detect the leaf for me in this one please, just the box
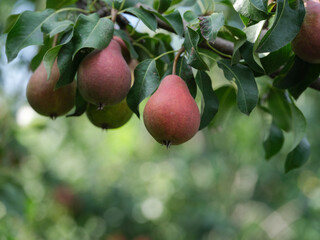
[30,35,53,71]
[257,0,305,53]
[72,14,114,58]
[250,0,268,12]
[285,138,310,173]
[217,59,258,115]
[67,88,87,117]
[199,12,225,42]
[42,19,73,38]
[224,25,247,65]
[263,122,284,159]
[164,57,197,99]
[233,0,268,22]
[46,0,78,9]
[274,57,320,98]
[127,59,160,118]
[43,29,74,80]
[4,14,20,33]
[183,10,198,23]
[6,9,55,62]
[126,7,157,31]
[240,42,265,73]
[195,71,219,129]
[267,88,292,131]
[183,27,209,71]
[164,10,184,37]
[158,0,172,13]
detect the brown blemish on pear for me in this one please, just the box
[26,61,76,118]
[143,75,201,146]
[291,0,320,63]
[77,39,131,108]
[86,98,133,129]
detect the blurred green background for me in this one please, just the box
[1,0,320,240]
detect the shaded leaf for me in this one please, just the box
[233,0,268,22]
[4,14,20,33]
[285,138,310,173]
[217,59,258,115]
[183,27,209,70]
[195,71,219,129]
[257,0,305,53]
[42,19,73,38]
[46,0,77,9]
[67,88,87,117]
[263,122,284,159]
[127,59,160,118]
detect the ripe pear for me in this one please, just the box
[291,0,320,63]
[86,98,132,129]
[26,61,76,119]
[77,39,131,109]
[143,75,200,147]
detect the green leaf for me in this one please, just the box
[72,14,114,58]
[30,35,53,71]
[263,122,284,159]
[43,29,74,80]
[250,0,268,12]
[257,0,305,53]
[3,14,20,33]
[42,19,73,38]
[217,59,258,115]
[199,12,225,42]
[260,44,293,74]
[195,71,219,130]
[164,57,197,99]
[6,9,55,62]
[46,0,77,9]
[267,88,292,131]
[240,42,265,73]
[126,7,157,31]
[183,27,209,71]
[114,30,139,59]
[285,138,310,173]
[67,88,87,117]
[158,0,172,13]
[183,10,198,23]
[127,59,160,118]
[233,0,268,22]
[164,11,184,37]
[274,57,320,98]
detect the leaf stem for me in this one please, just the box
[172,47,185,75]
[56,7,90,14]
[153,49,179,61]
[119,0,126,11]
[206,41,232,59]
[111,8,118,23]
[133,42,154,58]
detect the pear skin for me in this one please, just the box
[113,36,131,63]
[86,98,133,129]
[143,75,200,146]
[26,61,76,118]
[77,39,131,108]
[291,0,320,63]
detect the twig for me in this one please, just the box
[172,47,185,75]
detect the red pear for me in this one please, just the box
[291,0,320,63]
[26,61,76,119]
[143,75,200,146]
[113,36,131,63]
[77,39,131,108]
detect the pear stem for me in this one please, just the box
[172,47,185,75]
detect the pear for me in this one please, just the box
[86,98,132,129]
[291,0,320,63]
[77,39,131,109]
[26,61,76,119]
[143,75,200,147]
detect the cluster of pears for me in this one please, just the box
[26,36,133,130]
[291,0,320,63]
[27,34,201,146]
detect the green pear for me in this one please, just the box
[291,0,320,63]
[143,75,200,147]
[86,98,133,129]
[77,39,131,109]
[26,61,76,119]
